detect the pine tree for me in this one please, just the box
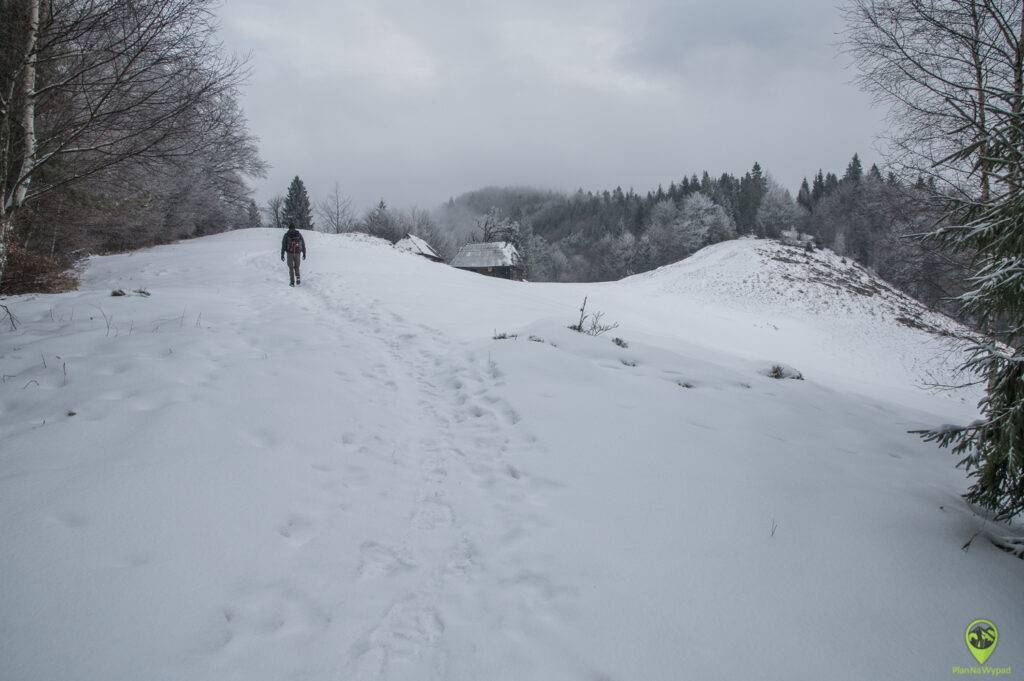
[700,171,713,195]
[282,176,314,230]
[797,178,813,212]
[246,199,262,228]
[811,170,826,204]
[843,154,863,184]
[868,163,883,182]
[735,163,768,235]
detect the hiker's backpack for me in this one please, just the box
[286,233,303,254]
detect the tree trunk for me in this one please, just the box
[970,2,990,202]
[13,0,39,209]
[0,214,13,290]
[1,0,39,287]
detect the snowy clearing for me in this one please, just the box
[0,229,1019,680]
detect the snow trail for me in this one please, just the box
[217,251,569,679]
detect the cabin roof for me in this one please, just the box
[394,233,441,259]
[450,242,520,269]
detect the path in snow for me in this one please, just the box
[207,251,568,679]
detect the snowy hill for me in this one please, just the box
[1,229,1019,681]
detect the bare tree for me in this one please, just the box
[0,0,261,283]
[842,0,1022,198]
[315,182,354,233]
[265,195,284,230]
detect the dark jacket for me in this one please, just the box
[281,228,306,258]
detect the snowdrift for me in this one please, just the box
[0,229,1018,681]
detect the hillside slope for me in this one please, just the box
[0,230,1018,681]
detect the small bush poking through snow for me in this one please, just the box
[528,335,545,343]
[568,296,619,336]
[621,359,637,367]
[134,288,151,297]
[493,331,518,340]
[612,337,628,348]
[111,289,127,297]
[763,364,803,380]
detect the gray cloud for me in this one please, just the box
[219,0,883,213]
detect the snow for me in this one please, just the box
[0,229,1018,681]
[394,234,441,260]
[449,241,520,269]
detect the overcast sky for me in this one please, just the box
[219,0,884,213]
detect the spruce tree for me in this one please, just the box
[246,199,262,228]
[797,178,813,212]
[843,153,864,184]
[811,170,826,204]
[282,176,314,230]
[735,163,767,235]
[919,124,1024,520]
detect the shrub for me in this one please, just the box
[0,245,78,295]
[764,364,803,380]
[569,296,619,336]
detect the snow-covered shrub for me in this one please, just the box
[763,364,803,380]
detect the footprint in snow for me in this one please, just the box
[357,541,416,579]
[277,514,316,546]
[411,495,454,530]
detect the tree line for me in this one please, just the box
[428,156,973,325]
[0,0,264,294]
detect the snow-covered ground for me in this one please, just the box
[0,229,1019,680]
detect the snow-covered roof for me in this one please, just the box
[450,242,520,269]
[394,233,442,260]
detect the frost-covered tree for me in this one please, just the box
[756,181,806,238]
[679,192,735,249]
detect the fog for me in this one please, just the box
[220,0,884,211]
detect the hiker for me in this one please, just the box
[280,223,306,286]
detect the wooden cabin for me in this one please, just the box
[450,242,524,280]
[394,233,444,262]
